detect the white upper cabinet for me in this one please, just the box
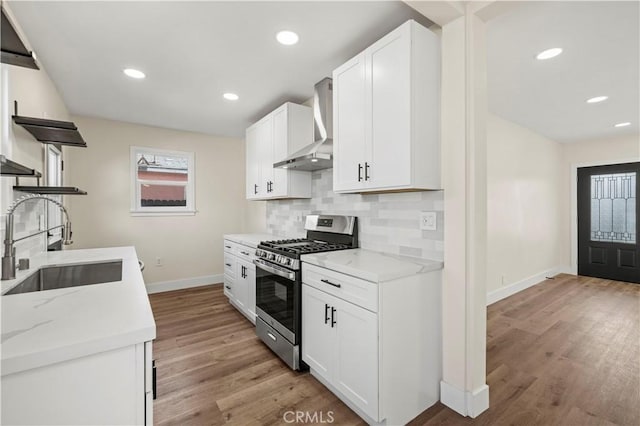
[246,102,312,200]
[333,54,368,192]
[332,20,441,193]
[245,125,261,199]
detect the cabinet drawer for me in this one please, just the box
[223,275,234,298]
[234,244,256,262]
[223,240,235,253]
[224,254,235,277]
[302,263,378,312]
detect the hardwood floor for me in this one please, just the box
[410,274,640,426]
[150,285,364,426]
[150,274,640,426]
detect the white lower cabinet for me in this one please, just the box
[236,258,256,321]
[302,261,441,425]
[1,341,153,425]
[302,284,378,419]
[223,239,257,323]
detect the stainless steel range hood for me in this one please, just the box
[274,78,333,171]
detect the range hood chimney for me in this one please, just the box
[274,77,333,171]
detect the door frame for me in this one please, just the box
[570,156,640,274]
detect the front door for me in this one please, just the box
[578,162,639,283]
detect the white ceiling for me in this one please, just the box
[487,1,639,143]
[8,1,433,138]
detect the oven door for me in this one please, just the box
[254,258,299,344]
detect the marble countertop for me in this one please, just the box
[1,246,156,376]
[224,233,277,248]
[301,249,443,283]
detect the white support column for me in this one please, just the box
[439,6,489,419]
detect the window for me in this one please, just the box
[130,146,195,216]
[590,172,636,244]
[45,145,63,245]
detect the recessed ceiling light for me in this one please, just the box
[276,30,299,46]
[123,68,145,79]
[536,48,562,60]
[223,93,239,101]
[586,96,608,104]
[614,122,631,128]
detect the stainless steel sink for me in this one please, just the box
[5,260,123,295]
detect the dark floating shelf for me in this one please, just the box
[1,155,42,177]
[14,186,87,195]
[13,115,87,147]
[1,8,39,70]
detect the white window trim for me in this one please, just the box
[45,144,63,245]
[130,146,196,216]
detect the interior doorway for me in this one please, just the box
[578,162,639,283]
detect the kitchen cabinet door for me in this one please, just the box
[233,261,248,312]
[270,106,289,198]
[256,118,273,198]
[245,125,261,199]
[243,261,256,323]
[302,284,336,383]
[333,53,367,192]
[334,297,379,420]
[367,24,411,190]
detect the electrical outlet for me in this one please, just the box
[156,257,163,267]
[420,211,437,231]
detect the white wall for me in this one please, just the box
[65,116,257,288]
[0,4,71,263]
[486,113,566,299]
[486,115,639,302]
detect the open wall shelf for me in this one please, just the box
[14,186,87,195]
[13,115,87,147]
[1,8,38,70]
[1,155,42,177]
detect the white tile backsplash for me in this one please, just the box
[266,169,444,261]
[0,187,47,263]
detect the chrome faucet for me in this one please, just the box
[2,194,73,280]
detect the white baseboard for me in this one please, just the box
[556,265,573,275]
[486,265,571,305]
[440,381,489,418]
[145,274,223,294]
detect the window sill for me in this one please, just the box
[130,210,196,217]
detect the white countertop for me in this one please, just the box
[1,246,156,376]
[224,233,277,248]
[301,249,443,283]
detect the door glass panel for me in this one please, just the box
[590,172,636,244]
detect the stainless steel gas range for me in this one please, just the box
[253,215,358,370]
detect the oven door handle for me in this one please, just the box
[253,259,296,281]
